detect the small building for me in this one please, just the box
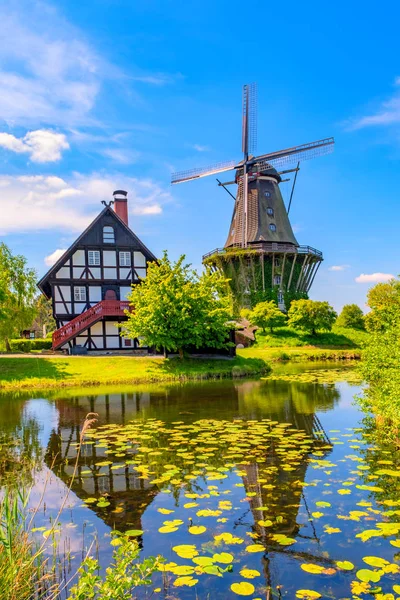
[38,191,157,353]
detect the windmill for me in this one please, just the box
[171,83,334,310]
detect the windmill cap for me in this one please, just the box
[113,190,128,200]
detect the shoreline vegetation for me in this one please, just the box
[0,325,365,392]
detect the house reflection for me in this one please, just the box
[44,378,337,547]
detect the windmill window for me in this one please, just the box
[88,250,100,266]
[267,207,274,216]
[264,191,271,198]
[103,226,115,244]
[74,287,86,302]
[269,224,277,232]
[119,252,131,267]
[277,292,284,304]
[231,228,235,236]
[274,275,281,285]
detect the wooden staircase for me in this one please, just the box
[52,300,131,350]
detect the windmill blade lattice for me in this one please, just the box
[171,159,238,185]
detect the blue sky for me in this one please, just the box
[1,0,400,311]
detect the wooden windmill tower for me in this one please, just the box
[172,83,334,310]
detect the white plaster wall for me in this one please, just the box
[72,250,85,265]
[103,251,116,266]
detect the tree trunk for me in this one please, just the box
[312,328,317,336]
[178,348,184,360]
[163,346,168,358]
[43,324,47,338]
[270,326,273,333]
[5,338,11,352]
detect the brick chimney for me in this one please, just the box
[113,190,128,226]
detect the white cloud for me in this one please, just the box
[192,144,210,152]
[0,129,69,162]
[348,77,400,129]
[329,265,350,271]
[102,148,140,165]
[0,8,100,128]
[355,272,394,283]
[0,173,172,235]
[45,248,67,266]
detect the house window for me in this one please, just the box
[269,224,276,232]
[74,287,86,301]
[103,226,115,244]
[119,251,131,267]
[88,250,100,266]
[277,292,284,304]
[274,275,281,285]
[123,338,132,347]
[267,207,274,216]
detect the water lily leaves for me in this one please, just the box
[83,497,97,504]
[394,585,400,594]
[240,568,260,579]
[295,591,322,599]
[271,534,296,546]
[230,582,255,596]
[125,529,144,537]
[213,552,234,564]
[356,569,381,583]
[192,556,214,567]
[336,560,354,571]
[300,564,325,574]
[96,500,110,508]
[173,576,198,587]
[183,502,198,509]
[158,525,179,533]
[170,565,195,575]
[315,501,331,508]
[390,539,400,548]
[362,556,389,568]
[324,526,341,534]
[157,508,174,514]
[188,525,206,535]
[245,544,265,553]
[214,532,244,545]
[172,544,198,559]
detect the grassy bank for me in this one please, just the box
[0,354,269,391]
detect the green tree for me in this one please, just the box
[360,277,400,438]
[288,299,337,336]
[34,295,56,337]
[124,252,232,358]
[249,301,286,333]
[0,243,37,351]
[364,279,400,333]
[336,303,365,329]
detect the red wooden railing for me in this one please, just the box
[52,300,131,350]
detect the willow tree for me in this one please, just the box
[124,252,232,358]
[0,243,37,351]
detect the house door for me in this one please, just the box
[104,289,117,300]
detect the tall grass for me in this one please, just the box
[0,488,54,600]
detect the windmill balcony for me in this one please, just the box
[202,243,323,262]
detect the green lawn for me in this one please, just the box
[0,326,366,392]
[0,354,269,391]
[252,325,368,349]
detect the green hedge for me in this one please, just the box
[8,338,52,352]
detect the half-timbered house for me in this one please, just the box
[38,190,157,352]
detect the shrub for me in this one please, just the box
[336,304,365,329]
[288,299,337,336]
[8,339,52,353]
[249,301,286,333]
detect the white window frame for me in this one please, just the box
[103,226,115,244]
[269,223,276,232]
[88,250,100,266]
[74,287,86,301]
[277,292,284,304]
[119,251,131,267]
[267,207,274,216]
[274,275,281,285]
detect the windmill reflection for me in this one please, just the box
[44,378,337,575]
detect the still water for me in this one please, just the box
[1,363,400,599]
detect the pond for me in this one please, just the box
[1,362,400,599]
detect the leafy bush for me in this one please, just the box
[8,339,52,353]
[336,304,365,329]
[288,300,337,335]
[249,301,286,333]
[360,278,400,440]
[68,534,161,600]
